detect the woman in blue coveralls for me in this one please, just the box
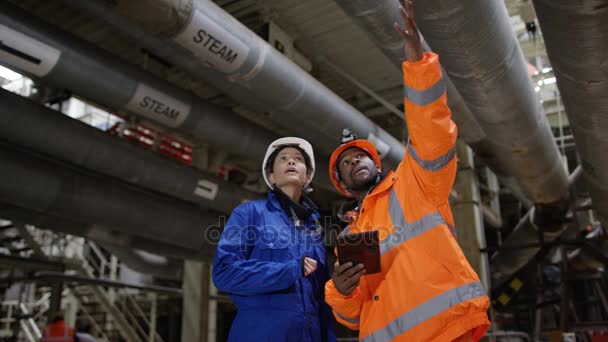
[212,137,335,342]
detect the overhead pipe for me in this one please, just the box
[0,143,221,254]
[332,0,535,215]
[531,0,608,224]
[0,203,209,261]
[0,2,331,190]
[64,0,408,169]
[334,0,486,145]
[334,0,508,228]
[410,0,569,204]
[0,87,257,215]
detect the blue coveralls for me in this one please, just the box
[212,191,335,341]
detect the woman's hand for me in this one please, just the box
[303,257,318,277]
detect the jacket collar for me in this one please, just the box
[266,190,319,223]
[367,170,396,198]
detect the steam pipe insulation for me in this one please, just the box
[63,0,408,169]
[334,0,486,145]
[0,143,222,253]
[411,0,568,204]
[0,2,332,190]
[0,87,257,215]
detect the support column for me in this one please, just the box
[47,281,63,320]
[181,261,210,342]
[207,267,218,342]
[148,292,157,342]
[451,141,491,291]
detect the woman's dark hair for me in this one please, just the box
[264,145,313,177]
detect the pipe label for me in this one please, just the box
[367,132,390,159]
[0,25,60,77]
[174,10,249,73]
[126,83,191,128]
[194,179,219,200]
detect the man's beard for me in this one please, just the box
[348,169,379,192]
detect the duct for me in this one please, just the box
[0,87,258,215]
[0,202,209,262]
[490,166,583,289]
[408,0,568,204]
[334,0,486,145]
[0,3,331,191]
[64,0,408,169]
[0,142,222,255]
[531,0,608,224]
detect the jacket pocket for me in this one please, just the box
[258,242,292,263]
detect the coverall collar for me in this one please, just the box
[266,189,318,220]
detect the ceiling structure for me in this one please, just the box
[1,0,569,157]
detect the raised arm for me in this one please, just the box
[394,0,458,204]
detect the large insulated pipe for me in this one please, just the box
[0,143,221,253]
[0,88,257,215]
[0,3,332,190]
[411,0,568,204]
[531,0,608,224]
[64,0,408,168]
[334,0,486,145]
[0,203,209,261]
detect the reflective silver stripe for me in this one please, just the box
[447,223,457,238]
[382,189,446,255]
[404,77,446,106]
[341,226,351,236]
[408,143,456,172]
[333,309,360,324]
[362,281,486,342]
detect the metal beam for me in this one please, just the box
[1,271,182,296]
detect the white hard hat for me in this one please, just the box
[262,137,315,189]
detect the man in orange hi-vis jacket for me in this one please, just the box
[324,1,491,341]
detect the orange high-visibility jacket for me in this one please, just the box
[40,320,76,342]
[325,53,490,342]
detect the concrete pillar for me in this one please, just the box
[451,141,491,291]
[181,260,210,342]
[207,267,218,342]
[64,291,79,328]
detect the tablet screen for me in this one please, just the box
[337,230,381,274]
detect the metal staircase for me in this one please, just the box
[0,221,166,342]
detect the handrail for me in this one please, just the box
[19,303,41,339]
[120,298,148,341]
[69,288,111,342]
[124,294,164,342]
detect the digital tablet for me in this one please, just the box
[337,230,381,274]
